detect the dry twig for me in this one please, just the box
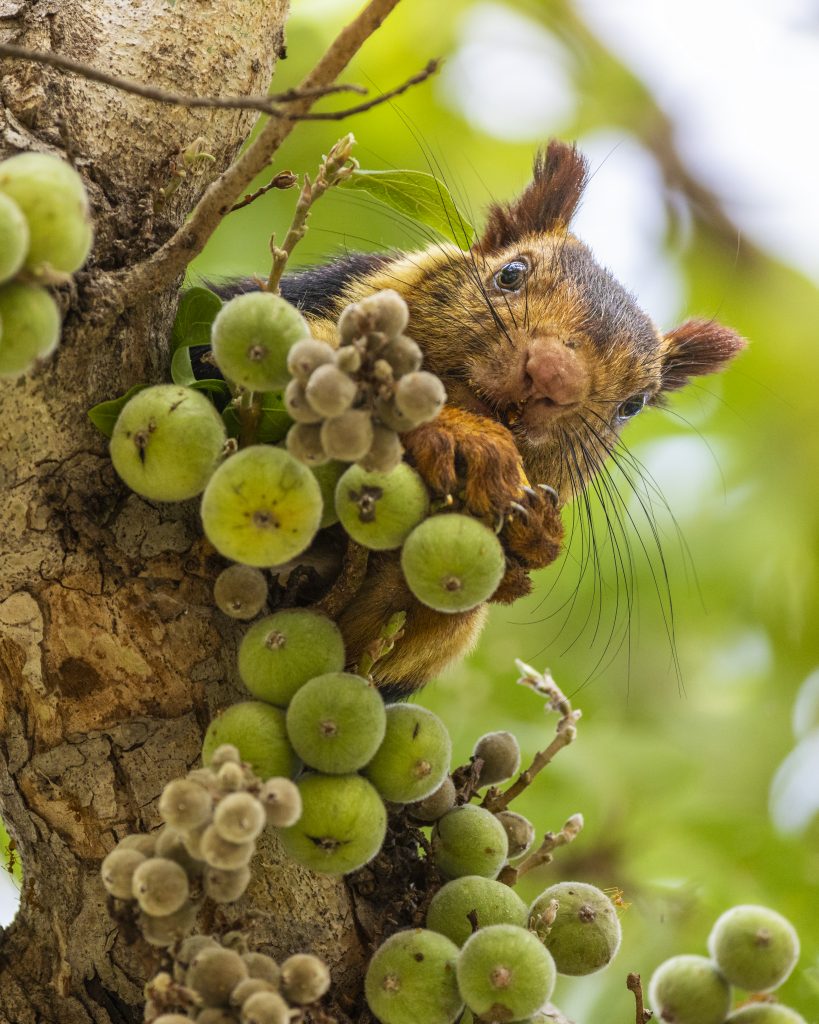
[229,170,298,213]
[627,973,653,1023]
[497,813,584,886]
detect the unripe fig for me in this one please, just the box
[140,899,197,947]
[287,337,335,381]
[188,946,249,1007]
[393,371,446,424]
[155,827,205,876]
[257,777,302,827]
[278,774,386,875]
[196,1011,236,1024]
[0,192,29,283]
[204,864,252,904]
[335,345,361,374]
[495,811,535,859]
[408,776,456,822]
[216,759,246,793]
[280,953,331,1004]
[364,704,452,804]
[708,905,800,992]
[152,1016,195,1024]
[178,934,221,969]
[311,460,345,527]
[286,422,328,466]
[284,377,323,424]
[211,292,309,391]
[726,1005,807,1023]
[320,408,374,462]
[648,955,731,1024]
[457,924,556,1023]
[0,281,60,378]
[373,395,421,433]
[131,856,190,916]
[473,731,521,787]
[159,778,213,832]
[0,152,92,272]
[305,363,357,417]
[214,565,268,620]
[401,515,505,613]
[426,876,528,946]
[202,702,299,781]
[364,928,462,1024]
[382,335,423,376]
[213,792,266,844]
[359,424,404,474]
[357,290,410,337]
[432,805,508,880]
[110,385,226,501]
[238,609,345,707]
[240,990,290,1024]
[118,832,157,856]
[230,978,277,1007]
[529,881,622,976]
[242,953,281,987]
[100,846,145,899]
[210,744,242,768]
[335,462,428,550]
[201,445,322,567]
[285,672,386,774]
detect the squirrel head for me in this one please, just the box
[360,140,746,502]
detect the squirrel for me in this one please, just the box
[202,140,746,694]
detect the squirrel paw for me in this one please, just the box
[404,409,527,519]
[501,483,564,569]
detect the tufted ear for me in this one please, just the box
[475,139,589,254]
[660,318,747,392]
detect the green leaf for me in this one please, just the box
[340,169,476,248]
[87,384,149,438]
[171,286,222,352]
[189,378,231,399]
[222,393,292,445]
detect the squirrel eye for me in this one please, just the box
[494,260,528,291]
[616,393,648,422]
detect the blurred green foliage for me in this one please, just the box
[193,2,819,1018]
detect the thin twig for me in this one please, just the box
[267,134,358,292]
[481,661,581,814]
[286,59,440,120]
[627,973,653,1023]
[103,0,406,312]
[0,41,366,115]
[230,170,298,213]
[497,814,583,886]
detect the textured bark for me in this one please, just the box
[0,4,361,1023]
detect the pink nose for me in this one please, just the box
[525,336,587,405]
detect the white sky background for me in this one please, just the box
[4,0,818,927]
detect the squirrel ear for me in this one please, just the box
[660,319,747,392]
[475,140,589,254]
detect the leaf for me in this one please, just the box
[170,286,222,352]
[189,378,231,399]
[170,344,196,386]
[340,169,476,248]
[222,393,292,445]
[87,384,149,438]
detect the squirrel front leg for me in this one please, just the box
[403,406,565,599]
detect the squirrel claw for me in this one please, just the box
[538,483,560,506]
[509,501,529,521]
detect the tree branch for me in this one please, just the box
[0,41,368,115]
[94,0,411,314]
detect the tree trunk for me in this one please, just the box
[0,5,362,1022]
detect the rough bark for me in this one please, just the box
[0,4,362,1023]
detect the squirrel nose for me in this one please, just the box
[524,336,588,405]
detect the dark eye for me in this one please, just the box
[616,393,648,422]
[494,260,528,291]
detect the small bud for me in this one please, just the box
[284,378,324,424]
[286,422,329,466]
[280,953,331,1005]
[473,731,521,787]
[101,847,145,899]
[204,864,252,904]
[495,810,535,858]
[359,425,404,474]
[320,409,374,462]
[257,777,302,827]
[214,565,268,620]
[131,857,190,917]
[287,338,335,381]
[213,792,266,844]
[393,371,446,424]
[305,364,357,418]
[335,346,362,373]
[382,335,423,376]
[408,776,456,822]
